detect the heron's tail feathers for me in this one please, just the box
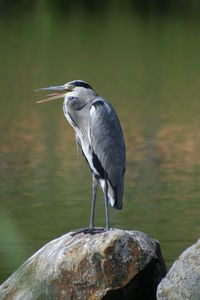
[108,180,123,210]
[113,198,123,210]
[100,178,124,210]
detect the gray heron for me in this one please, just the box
[36,80,126,230]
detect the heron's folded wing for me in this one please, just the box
[89,98,126,201]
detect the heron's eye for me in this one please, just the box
[64,83,75,90]
[69,84,75,90]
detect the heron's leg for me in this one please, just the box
[89,174,98,230]
[103,181,110,230]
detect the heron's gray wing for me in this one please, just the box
[90,98,126,208]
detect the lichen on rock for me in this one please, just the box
[0,228,166,300]
[157,239,200,300]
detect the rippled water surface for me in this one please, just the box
[1,2,200,283]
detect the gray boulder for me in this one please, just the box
[0,228,166,300]
[157,239,200,300]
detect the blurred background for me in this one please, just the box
[1,0,200,283]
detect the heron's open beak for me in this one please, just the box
[35,85,72,104]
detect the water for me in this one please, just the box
[1,1,200,283]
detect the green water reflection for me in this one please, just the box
[1,2,200,283]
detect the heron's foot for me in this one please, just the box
[71,227,106,236]
[88,227,106,234]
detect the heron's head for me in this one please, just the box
[36,80,96,104]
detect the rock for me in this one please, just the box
[157,239,200,300]
[0,228,166,300]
